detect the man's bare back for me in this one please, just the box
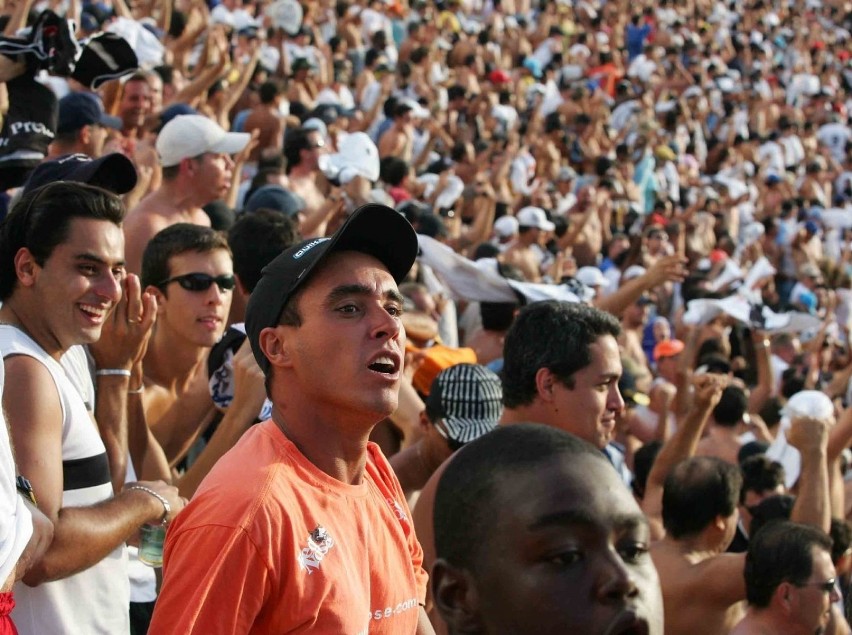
[651,540,746,635]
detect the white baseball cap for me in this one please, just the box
[493,215,519,238]
[516,206,555,231]
[576,266,610,288]
[156,115,250,167]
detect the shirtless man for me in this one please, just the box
[378,101,416,162]
[117,73,154,142]
[501,206,554,282]
[732,522,842,635]
[619,294,653,385]
[568,185,604,267]
[695,385,749,465]
[283,127,328,221]
[139,224,266,497]
[242,81,285,163]
[641,374,833,635]
[123,115,250,274]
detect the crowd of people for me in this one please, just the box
[0,0,851,632]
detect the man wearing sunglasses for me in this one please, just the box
[732,521,842,635]
[139,223,267,497]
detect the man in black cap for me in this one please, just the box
[49,92,123,159]
[150,204,435,634]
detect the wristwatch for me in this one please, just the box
[16,475,37,506]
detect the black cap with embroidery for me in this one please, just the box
[245,204,418,373]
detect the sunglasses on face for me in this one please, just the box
[157,272,236,293]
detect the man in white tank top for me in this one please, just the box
[0,181,185,634]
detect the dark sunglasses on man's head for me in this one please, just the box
[157,272,236,293]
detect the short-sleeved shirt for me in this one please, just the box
[150,420,428,634]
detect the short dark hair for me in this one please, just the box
[259,81,281,104]
[380,156,409,186]
[501,301,621,408]
[740,455,785,504]
[434,423,606,571]
[141,223,231,290]
[283,128,314,174]
[632,440,663,500]
[830,518,852,564]
[480,301,518,331]
[662,456,742,539]
[713,385,748,427]
[228,210,300,293]
[0,182,125,301]
[745,521,832,607]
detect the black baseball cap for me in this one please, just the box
[23,152,138,195]
[245,204,419,373]
[57,91,122,134]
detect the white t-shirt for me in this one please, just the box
[0,359,33,586]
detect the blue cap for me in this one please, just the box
[804,220,820,234]
[244,185,305,217]
[522,57,543,78]
[57,92,122,134]
[158,103,198,130]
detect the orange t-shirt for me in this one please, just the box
[149,420,428,634]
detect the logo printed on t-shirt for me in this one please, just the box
[386,497,408,523]
[297,525,335,575]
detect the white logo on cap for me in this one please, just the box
[293,238,329,259]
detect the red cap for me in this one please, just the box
[488,69,511,84]
[710,249,728,264]
[648,213,667,227]
[654,339,685,361]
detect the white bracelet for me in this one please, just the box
[127,485,170,525]
[95,368,132,377]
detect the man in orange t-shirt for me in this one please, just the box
[149,204,433,634]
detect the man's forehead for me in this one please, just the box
[503,456,644,526]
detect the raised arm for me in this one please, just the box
[788,415,832,533]
[642,374,727,536]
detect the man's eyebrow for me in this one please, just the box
[528,509,648,532]
[597,372,621,382]
[324,284,404,306]
[75,253,126,268]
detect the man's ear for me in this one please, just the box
[13,247,38,288]
[235,274,250,300]
[259,326,294,370]
[432,559,484,634]
[145,284,167,315]
[535,367,557,403]
[418,410,432,434]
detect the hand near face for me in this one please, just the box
[90,273,157,371]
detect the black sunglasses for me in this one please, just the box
[157,273,236,293]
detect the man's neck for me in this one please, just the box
[288,165,315,181]
[268,389,382,485]
[143,179,203,216]
[144,328,209,390]
[663,532,726,561]
[0,300,66,360]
